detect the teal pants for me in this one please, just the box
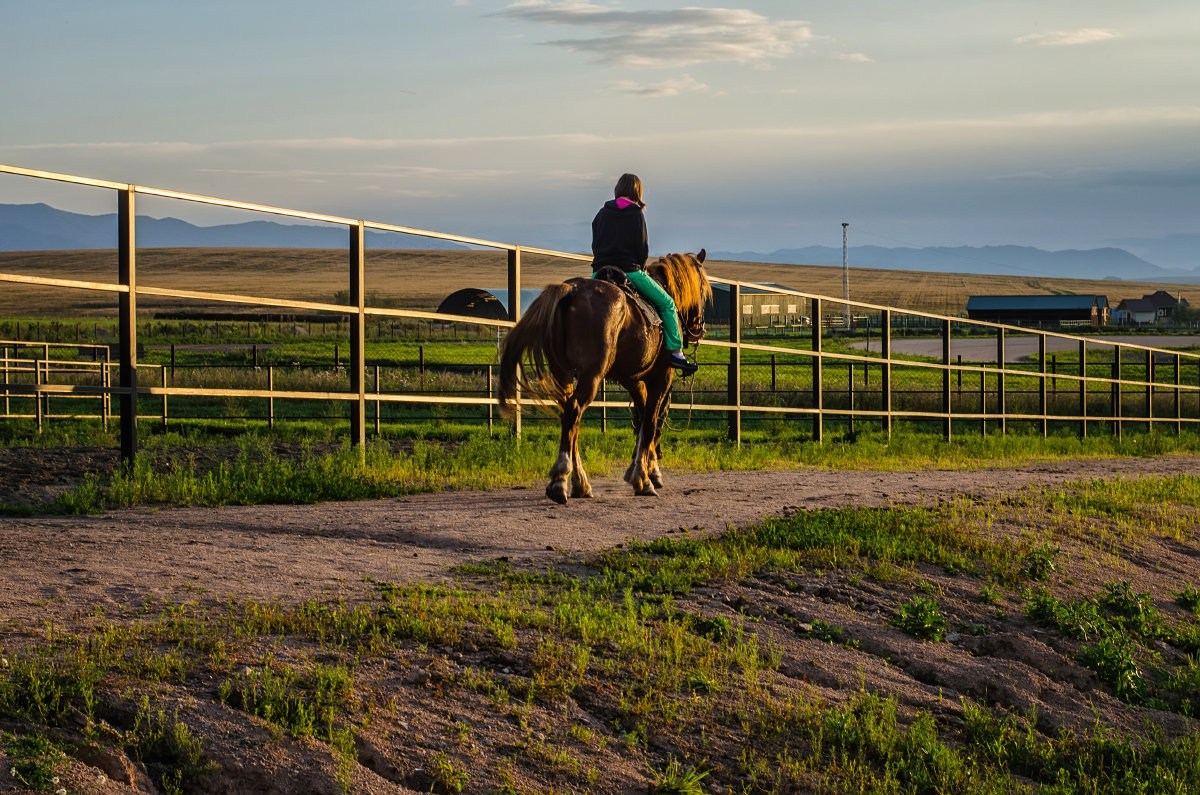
[592,269,684,351]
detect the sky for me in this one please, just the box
[1,1,1198,258]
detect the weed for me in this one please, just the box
[891,597,947,642]
[978,583,1002,605]
[1175,583,1200,616]
[5,732,62,790]
[1078,635,1144,700]
[649,755,709,795]
[429,751,469,793]
[1020,543,1059,581]
[125,697,209,793]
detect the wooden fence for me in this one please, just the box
[2,163,1198,466]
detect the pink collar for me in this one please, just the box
[615,197,639,209]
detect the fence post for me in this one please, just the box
[268,366,275,429]
[811,297,823,443]
[727,283,742,443]
[488,365,495,434]
[118,188,138,469]
[375,365,381,436]
[507,246,522,438]
[1039,334,1047,438]
[1171,355,1180,437]
[3,346,8,418]
[35,358,43,434]
[600,378,607,433]
[979,360,986,437]
[349,221,366,456]
[161,365,167,430]
[1078,340,1087,438]
[1145,349,1153,432]
[1113,347,1122,439]
[102,351,110,431]
[996,327,1006,435]
[848,362,855,436]
[1175,353,1182,435]
[942,319,952,441]
[881,309,892,438]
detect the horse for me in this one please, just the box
[498,250,711,504]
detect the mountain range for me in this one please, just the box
[710,243,1200,283]
[0,202,465,251]
[1,202,1196,282]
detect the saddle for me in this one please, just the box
[592,266,662,328]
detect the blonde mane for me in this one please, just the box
[647,252,712,312]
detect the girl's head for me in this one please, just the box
[613,173,644,207]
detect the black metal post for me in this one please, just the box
[118,189,138,469]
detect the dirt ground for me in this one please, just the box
[1,452,1197,618]
[2,453,1200,793]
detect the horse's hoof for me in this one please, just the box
[622,464,635,484]
[546,482,568,504]
[635,485,658,497]
[649,468,664,489]
[571,486,594,499]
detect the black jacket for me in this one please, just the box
[590,200,648,273]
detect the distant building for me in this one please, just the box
[1112,298,1157,326]
[1144,290,1189,321]
[708,282,808,327]
[964,294,1109,327]
[1113,290,1190,326]
[436,288,544,320]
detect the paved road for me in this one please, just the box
[851,334,1200,362]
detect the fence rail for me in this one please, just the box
[3,162,1199,465]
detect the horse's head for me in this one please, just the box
[652,248,711,345]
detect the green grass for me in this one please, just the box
[5,420,1200,515]
[3,477,1200,790]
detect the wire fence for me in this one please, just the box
[3,162,1199,465]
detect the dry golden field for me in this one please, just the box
[1,247,1195,318]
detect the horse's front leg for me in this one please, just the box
[620,379,649,487]
[629,374,670,497]
[647,380,673,489]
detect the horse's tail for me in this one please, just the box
[498,281,575,417]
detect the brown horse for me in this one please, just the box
[498,250,711,503]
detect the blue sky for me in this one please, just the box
[1,1,1197,257]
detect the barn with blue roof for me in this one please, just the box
[965,294,1109,328]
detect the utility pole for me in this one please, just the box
[842,222,850,330]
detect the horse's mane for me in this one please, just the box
[647,252,712,311]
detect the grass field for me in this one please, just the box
[3,247,1198,318]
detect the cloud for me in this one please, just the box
[612,74,711,97]
[1014,28,1121,46]
[832,52,872,63]
[494,1,814,68]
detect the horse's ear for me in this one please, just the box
[696,248,706,264]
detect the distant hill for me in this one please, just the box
[712,244,1200,283]
[1104,233,1200,271]
[0,203,467,251]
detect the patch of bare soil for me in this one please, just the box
[2,453,1199,793]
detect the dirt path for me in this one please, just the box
[3,454,1198,624]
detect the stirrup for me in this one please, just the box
[669,352,698,374]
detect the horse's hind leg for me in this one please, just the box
[547,378,599,503]
[568,374,605,498]
[546,392,576,504]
